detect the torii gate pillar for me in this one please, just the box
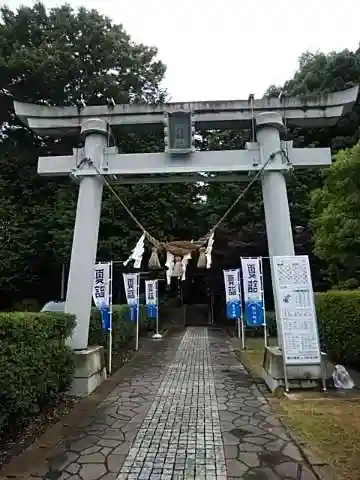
[257,112,295,257]
[65,118,107,350]
[256,112,295,348]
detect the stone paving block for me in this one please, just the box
[117,329,228,480]
[14,327,320,480]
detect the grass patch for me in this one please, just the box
[235,336,360,479]
[273,398,360,480]
[235,337,277,380]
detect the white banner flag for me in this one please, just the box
[223,269,241,319]
[123,272,140,322]
[123,272,140,306]
[145,280,158,306]
[92,263,111,309]
[241,258,264,327]
[241,258,262,302]
[145,279,158,319]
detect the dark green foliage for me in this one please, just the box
[315,290,360,367]
[0,2,360,305]
[310,142,360,286]
[89,304,149,361]
[264,48,360,288]
[265,312,277,337]
[266,292,360,368]
[0,2,179,309]
[0,311,75,431]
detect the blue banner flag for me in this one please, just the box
[128,304,137,322]
[100,306,111,331]
[244,300,264,327]
[146,304,157,318]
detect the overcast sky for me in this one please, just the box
[3,0,360,102]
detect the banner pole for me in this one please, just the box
[135,272,140,351]
[211,295,214,325]
[241,316,245,349]
[237,317,241,339]
[260,257,268,347]
[156,303,159,336]
[108,261,113,374]
[152,280,162,339]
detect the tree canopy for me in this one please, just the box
[0,2,202,308]
[264,47,360,288]
[0,2,360,307]
[310,141,360,287]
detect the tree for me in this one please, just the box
[203,46,360,292]
[0,3,205,308]
[285,49,360,96]
[1,6,360,307]
[310,141,360,287]
[0,3,166,109]
[283,48,360,288]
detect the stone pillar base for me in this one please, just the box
[69,345,107,397]
[262,346,330,391]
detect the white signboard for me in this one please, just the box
[271,255,321,365]
[92,263,111,309]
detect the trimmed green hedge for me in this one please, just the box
[316,290,360,366]
[265,311,277,336]
[0,312,75,431]
[0,305,152,432]
[265,291,360,368]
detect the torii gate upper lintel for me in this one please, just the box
[13,87,359,351]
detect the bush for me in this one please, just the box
[265,311,277,336]
[89,304,149,361]
[240,311,277,338]
[0,312,75,432]
[315,290,360,366]
[264,291,360,367]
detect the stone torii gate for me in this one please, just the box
[14,87,358,394]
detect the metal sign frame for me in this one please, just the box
[271,255,326,392]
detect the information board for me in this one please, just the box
[271,255,321,365]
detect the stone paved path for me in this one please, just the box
[26,327,317,480]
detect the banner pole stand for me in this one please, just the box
[321,357,327,392]
[152,304,163,339]
[108,261,113,374]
